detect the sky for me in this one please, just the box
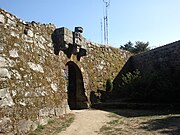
[0,0,180,48]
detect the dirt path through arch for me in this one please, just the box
[58,109,110,135]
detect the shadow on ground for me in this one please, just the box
[94,108,180,135]
[140,115,180,135]
[103,109,180,118]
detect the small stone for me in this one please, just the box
[0,68,11,79]
[39,118,49,126]
[0,88,15,107]
[18,119,33,134]
[0,14,5,24]
[47,43,53,47]
[26,29,34,37]
[38,43,46,50]
[7,18,16,26]
[10,31,19,38]
[39,108,49,117]
[19,101,26,106]
[51,83,58,92]
[21,35,33,43]
[0,44,4,53]
[0,117,13,133]
[27,62,44,73]
[0,56,8,67]
[11,70,21,79]
[55,108,64,116]
[9,49,19,58]
[14,43,20,46]
[19,19,26,24]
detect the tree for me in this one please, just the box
[133,41,150,54]
[120,41,150,54]
[120,41,134,52]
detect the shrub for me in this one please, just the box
[106,78,113,92]
[119,68,180,103]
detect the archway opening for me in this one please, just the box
[66,61,88,110]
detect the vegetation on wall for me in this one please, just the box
[117,69,180,103]
[120,41,150,54]
[106,78,113,92]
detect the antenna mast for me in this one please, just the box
[103,0,110,45]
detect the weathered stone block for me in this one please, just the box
[0,117,13,133]
[0,68,11,79]
[0,88,15,107]
[0,56,8,67]
[9,49,19,58]
[26,29,34,37]
[10,31,19,38]
[54,107,64,116]
[18,119,33,134]
[27,62,44,73]
[7,18,16,26]
[0,14,5,24]
[50,83,58,92]
[39,108,50,117]
[39,118,49,126]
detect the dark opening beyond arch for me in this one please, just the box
[66,61,88,110]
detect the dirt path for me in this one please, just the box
[58,109,110,135]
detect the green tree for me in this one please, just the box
[120,41,134,52]
[133,41,150,54]
[120,41,150,54]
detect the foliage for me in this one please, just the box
[120,69,142,98]
[119,69,180,103]
[120,41,134,52]
[106,78,113,92]
[120,41,150,54]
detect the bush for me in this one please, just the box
[119,69,180,103]
[106,78,113,92]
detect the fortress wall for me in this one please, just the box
[0,9,130,134]
[113,40,180,93]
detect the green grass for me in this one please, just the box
[28,124,44,135]
[55,117,74,133]
[48,119,55,124]
[107,119,119,125]
[28,114,75,135]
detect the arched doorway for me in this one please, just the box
[66,61,88,110]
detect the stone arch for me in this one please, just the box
[66,61,88,109]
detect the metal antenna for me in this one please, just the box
[103,0,110,45]
[101,19,103,44]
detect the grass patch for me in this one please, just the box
[107,119,119,125]
[28,113,75,135]
[100,125,112,132]
[48,119,55,124]
[28,124,44,135]
[55,117,74,133]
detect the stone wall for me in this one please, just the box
[134,40,180,73]
[0,8,130,134]
[113,40,180,92]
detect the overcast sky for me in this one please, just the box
[1,0,180,48]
